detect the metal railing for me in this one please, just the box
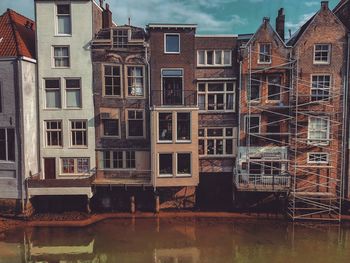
[151,90,197,107]
[235,172,291,191]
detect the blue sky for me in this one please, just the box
[0,0,339,34]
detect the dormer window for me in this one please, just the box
[113,29,129,48]
[165,34,180,54]
[258,43,271,63]
[314,44,330,64]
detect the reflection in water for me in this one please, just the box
[0,219,350,263]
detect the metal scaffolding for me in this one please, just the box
[238,45,344,221]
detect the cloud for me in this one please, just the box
[111,0,246,33]
[285,12,314,33]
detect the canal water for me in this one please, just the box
[0,218,349,263]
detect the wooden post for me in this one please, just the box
[155,195,160,213]
[130,196,135,214]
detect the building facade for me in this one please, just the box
[0,9,39,213]
[29,0,103,202]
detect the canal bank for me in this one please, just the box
[2,211,350,235]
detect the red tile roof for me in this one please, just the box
[0,9,35,59]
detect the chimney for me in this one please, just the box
[263,17,270,28]
[276,8,285,41]
[102,3,112,28]
[321,1,329,10]
[99,0,104,8]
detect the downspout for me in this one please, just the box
[342,33,350,205]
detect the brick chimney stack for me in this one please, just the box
[321,1,329,10]
[102,3,112,28]
[276,8,285,41]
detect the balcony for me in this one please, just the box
[94,170,152,186]
[151,90,197,107]
[234,172,291,192]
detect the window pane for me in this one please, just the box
[177,112,190,140]
[226,139,233,155]
[159,113,172,141]
[77,158,89,173]
[103,119,119,136]
[207,51,213,65]
[45,79,59,89]
[46,90,61,108]
[163,77,183,105]
[58,16,71,34]
[103,152,111,168]
[165,35,180,53]
[159,154,173,175]
[224,51,231,64]
[198,51,205,65]
[177,153,191,175]
[0,129,6,160]
[198,94,205,110]
[66,89,81,107]
[7,129,15,161]
[57,4,70,14]
[113,151,123,168]
[268,76,281,101]
[215,51,222,64]
[162,69,183,77]
[128,119,144,137]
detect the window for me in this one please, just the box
[104,65,121,96]
[162,69,183,105]
[267,75,281,101]
[127,66,144,97]
[198,127,234,156]
[159,112,172,141]
[70,120,87,146]
[198,82,235,111]
[177,153,191,176]
[177,112,190,141]
[159,154,173,176]
[308,117,330,145]
[248,78,261,102]
[197,50,232,66]
[113,29,129,48]
[259,43,271,63]
[263,162,281,176]
[61,158,90,175]
[66,79,81,108]
[101,113,119,137]
[53,46,70,67]
[56,4,71,35]
[307,153,329,164]
[127,110,144,137]
[0,128,15,162]
[245,115,260,134]
[311,75,330,101]
[165,34,180,53]
[314,44,330,64]
[45,121,62,147]
[45,79,61,108]
[102,151,136,169]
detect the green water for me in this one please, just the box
[0,218,350,263]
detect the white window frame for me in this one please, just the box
[161,68,184,105]
[307,116,330,146]
[313,44,331,64]
[44,78,61,109]
[126,65,145,98]
[52,46,70,68]
[307,152,329,164]
[258,43,272,64]
[100,151,136,170]
[310,74,331,102]
[267,75,282,102]
[45,120,63,147]
[112,28,130,48]
[70,120,88,148]
[176,112,191,143]
[247,77,261,103]
[197,50,232,67]
[198,127,235,157]
[126,109,146,139]
[55,3,72,36]
[103,64,122,97]
[60,158,90,175]
[158,153,174,177]
[197,82,235,112]
[65,78,82,108]
[164,33,180,54]
[176,153,192,177]
[157,111,173,143]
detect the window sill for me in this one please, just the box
[54,34,72,37]
[197,64,232,68]
[0,161,15,164]
[100,168,137,171]
[45,146,63,149]
[69,146,89,149]
[126,96,145,99]
[199,155,234,158]
[175,140,192,144]
[157,140,173,144]
[101,136,121,139]
[199,110,235,114]
[164,52,180,54]
[52,67,71,69]
[127,136,146,139]
[43,108,62,111]
[158,174,174,178]
[176,174,192,178]
[65,107,83,110]
[313,62,330,65]
[103,95,123,98]
[257,62,272,65]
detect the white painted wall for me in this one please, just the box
[36,0,96,179]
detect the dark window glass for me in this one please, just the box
[177,153,191,175]
[159,154,173,175]
[177,113,190,140]
[159,113,172,141]
[7,129,15,161]
[165,35,180,53]
[103,119,119,136]
[0,129,6,160]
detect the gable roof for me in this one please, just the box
[333,0,348,13]
[286,14,316,46]
[0,9,36,59]
[245,18,289,48]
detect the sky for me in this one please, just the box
[0,0,340,35]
